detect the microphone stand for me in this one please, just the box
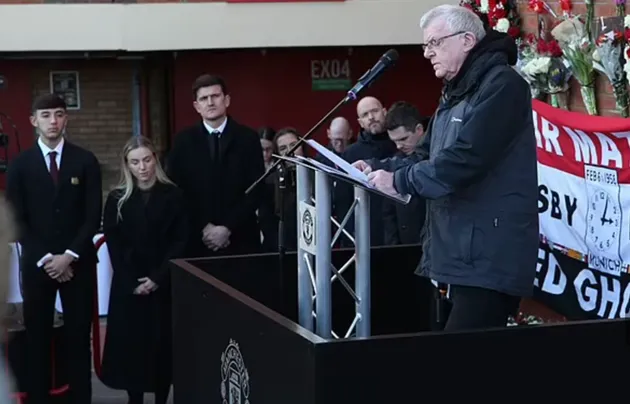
[246,96,354,301]
[245,95,352,195]
[245,48,398,302]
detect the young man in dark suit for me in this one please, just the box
[168,74,265,258]
[5,94,102,403]
[381,101,429,246]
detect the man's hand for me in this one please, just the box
[367,170,399,197]
[134,277,158,295]
[207,226,231,251]
[43,253,75,282]
[352,160,373,175]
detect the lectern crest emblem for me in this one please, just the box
[220,339,250,404]
[301,209,314,246]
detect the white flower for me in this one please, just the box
[592,49,601,62]
[624,15,630,29]
[494,18,510,33]
[522,56,552,76]
[479,0,489,13]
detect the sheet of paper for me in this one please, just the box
[295,156,412,205]
[305,139,369,182]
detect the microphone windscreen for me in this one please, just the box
[383,49,399,64]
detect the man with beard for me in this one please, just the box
[355,5,538,331]
[334,96,397,247]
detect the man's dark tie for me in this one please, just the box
[209,130,221,161]
[48,151,59,184]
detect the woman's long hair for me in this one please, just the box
[115,136,175,220]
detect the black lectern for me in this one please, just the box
[171,246,630,403]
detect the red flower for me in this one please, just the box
[507,26,521,38]
[489,6,507,20]
[535,38,563,57]
[528,0,546,13]
[559,0,571,12]
[525,33,537,44]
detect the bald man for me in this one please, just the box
[327,117,353,155]
[335,96,397,247]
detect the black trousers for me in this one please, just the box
[22,260,95,404]
[443,285,521,332]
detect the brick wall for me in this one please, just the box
[517,0,629,117]
[30,59,170,202]
[32,60,134,197]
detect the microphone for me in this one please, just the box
[346,49,399,102]
[245,49,399,195]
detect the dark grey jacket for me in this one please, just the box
[377,32,538,297]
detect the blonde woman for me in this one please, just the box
[100,136,188,404]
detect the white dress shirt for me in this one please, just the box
[203,117,228,136]
[36,137,80,266]
[38,136,64,170]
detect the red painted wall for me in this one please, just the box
[0,61,36,189]
[172,45,442,144]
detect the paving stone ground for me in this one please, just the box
[92,373,173,404]
[91,320,173,404]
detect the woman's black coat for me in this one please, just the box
[100,182,188,392]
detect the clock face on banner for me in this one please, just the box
[583,164,624,276]
[586,188,621,253]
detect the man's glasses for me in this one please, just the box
[420,31,465,52]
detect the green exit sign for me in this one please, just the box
[311,59,352,91]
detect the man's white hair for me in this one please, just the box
[419,5,486,41]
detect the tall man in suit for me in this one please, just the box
[5,94,102,403]
[168,74,265,257]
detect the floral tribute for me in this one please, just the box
[517,33,572,108]
[459,0,521,39]
[625,15,630,86]
[507,312,545,326]
[593,28,629,117]
[513,0,572,108]
[551,18,599,115]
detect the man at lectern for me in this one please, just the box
[354,5,538,331]
[6,94,102,402]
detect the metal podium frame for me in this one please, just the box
[291,159,373,340]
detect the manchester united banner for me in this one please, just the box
[533,100,630,319]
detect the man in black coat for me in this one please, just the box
[6,94,102,403]
[334,96,397,247]
[168,74,265,258]
[357,5,538,331]
[381,101,429,246]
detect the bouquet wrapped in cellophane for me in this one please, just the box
[551,17,599,115]
[624,15,630,86]
[516,39,550,99]
[593,30,629,117]
[516,34,572,108]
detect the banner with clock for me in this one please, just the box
[531,100,630,320]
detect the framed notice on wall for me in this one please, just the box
[49,71,81,110]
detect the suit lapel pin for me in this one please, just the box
[71,177,80,185]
